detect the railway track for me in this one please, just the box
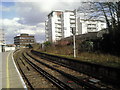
[14,49,117,90]
[23,52,85,89]
[29,50,118,90]
[15,58,34,89]
[25,51,115,90]
[14,50,58,89]
[30,50,120,90]
[22,53,76,90]
[31,50,120,87]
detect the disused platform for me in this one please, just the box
[1,51,26,89]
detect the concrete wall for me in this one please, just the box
[5,47,15,52]
[0,45,2,52]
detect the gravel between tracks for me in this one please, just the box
[14,49,58,89]
[28,51,118,90]
[24,52,84,89]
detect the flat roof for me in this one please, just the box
[48,10,63,17]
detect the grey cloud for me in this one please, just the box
[15,2,47,25]
[2,1,83,44]
[15,2,82,25]
[35,33,45,43]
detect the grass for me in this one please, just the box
[76,52,120,68]
[33,45,120,68]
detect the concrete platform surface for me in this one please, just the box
[1,51,26,89]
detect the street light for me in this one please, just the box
[72,27,76,58]
[71,9,77,58]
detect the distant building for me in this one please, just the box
[5,44,15,51]
[0,29,5,44]
[45,10,78,42]
[0,29,5,52]
[14,34,35,48]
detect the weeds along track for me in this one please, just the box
[25,51,116,90]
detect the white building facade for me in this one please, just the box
[45,11,63,42]
[45,10,107,42]
[45,10,77,42]
[63,10,78,38]
[77,18,107,34]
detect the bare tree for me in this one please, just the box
[78,1,120,32]
[78,1,120,54]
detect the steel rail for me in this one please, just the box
[26,52,111,90]
[15,58,34,89]
[22,53,73,90]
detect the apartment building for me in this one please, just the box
[63,10,79,37]
[77,17,107,34]
[77,13,106,34]
[45,10,77,42]
[14,34,35,48]
[45,10,63,42]
[45,10,107,42]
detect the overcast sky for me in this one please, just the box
[0,0,118,44]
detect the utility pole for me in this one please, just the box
[72,9,77,58]
[72,27,76,58]
[73,31,76,58]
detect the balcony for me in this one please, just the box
[70,20,75,24]
[55,34,62,37]
[70,16,75,19]
[55,27,62,29]
[70,24,75,27]
[55,21,61,24]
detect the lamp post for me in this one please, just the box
[71,9,77,58]
[72,27,76,58]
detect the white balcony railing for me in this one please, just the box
[70,15,75,19]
